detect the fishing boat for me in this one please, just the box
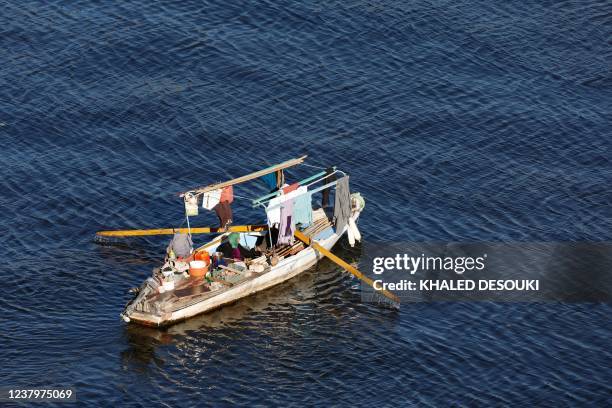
[97,156,397,327]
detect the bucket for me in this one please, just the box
[189,260,208,278]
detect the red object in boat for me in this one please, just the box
[194,251,210,264]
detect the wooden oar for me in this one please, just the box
[294,230,400,305]
[96,224,268,237]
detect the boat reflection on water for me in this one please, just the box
[119,268,319,371]
[119,241,372,369]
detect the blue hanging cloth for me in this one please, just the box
[293,187,313,227]
[261,173,277,190]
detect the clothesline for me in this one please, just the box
[252,167,345,206]
[300,163,327,170]
[256,179,341,210]
[233,193,256,202]
[182,165,343,235]
[264,175,351,246]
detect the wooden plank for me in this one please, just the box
[276,219,331,257]
[182,155,308,196]
[218,264,244,275]
[96,224,268,237]
[209,276,234,287]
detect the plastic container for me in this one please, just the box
[184,193,199,216]
[189,260,208,278]
[163,279,175,291]
[212,251,226,269]
[162,270,175,291]
[194,251,211,264]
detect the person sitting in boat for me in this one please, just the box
[166,232,193,260]
[254,226,279,252]
[216,233,257,261]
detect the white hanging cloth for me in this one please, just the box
[265,187,304,226]
[202,188,221,210]
[266,195,283,225]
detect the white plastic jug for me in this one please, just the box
[162,270,175,291]
[184,193,199,216]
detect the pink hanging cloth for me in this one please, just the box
[220,186,234,203]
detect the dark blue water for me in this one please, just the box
[1,1,611,406]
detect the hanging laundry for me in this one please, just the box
[214,201,232,229]
[349,217,361,244]
[266,195,283,225]
[261,173,277,191]
[292,186,313,226]
[202,189,221,210]
[265,186,302,226]
[282,182,299,194]
[334,176,351,233]
[184,193,199,216]
[220,185,234,203]
[278,197,295,245]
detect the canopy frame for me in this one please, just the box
[252,167,345,206]
[180,155,308,197]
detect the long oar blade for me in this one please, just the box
[294,230,400,305]
[96,224,268,237]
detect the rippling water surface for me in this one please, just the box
[1,0,611,406]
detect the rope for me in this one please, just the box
[232,193,255,201]
[300,163,326,170]
[185,214,192,239]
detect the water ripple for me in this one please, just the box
[1,0,611,406]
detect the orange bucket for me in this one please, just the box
[189,260,208,278]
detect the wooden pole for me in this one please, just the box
[96,224,268,237]
[181,155,308,196]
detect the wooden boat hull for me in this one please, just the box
[126,210,361,327]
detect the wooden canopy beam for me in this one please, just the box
[181,155,307,196]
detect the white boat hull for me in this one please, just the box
[127,211,360,327]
